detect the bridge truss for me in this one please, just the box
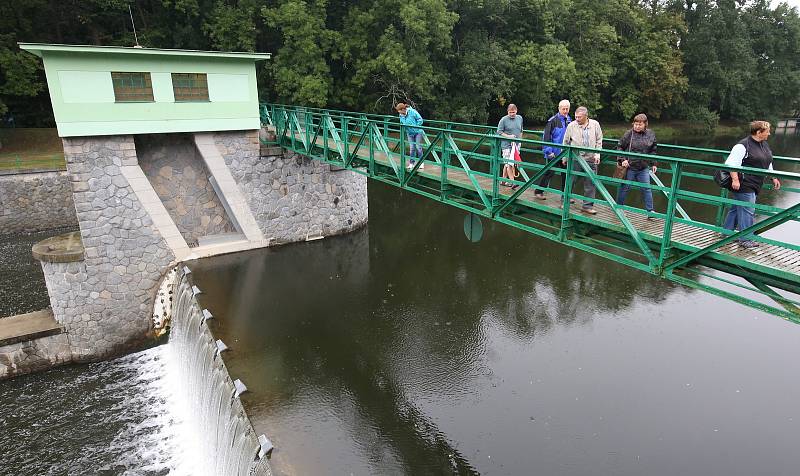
[261,104,800,323]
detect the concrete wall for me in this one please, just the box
[136,134,235,246]
[0,171,77,234]
[59,135,175,360]
[214,131,368,243]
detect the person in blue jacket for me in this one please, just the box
[396,102,425,170]
[534,99,571,200]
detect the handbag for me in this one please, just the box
[613,135,632,179]
[714,169,732,189]
[613,163,628,180]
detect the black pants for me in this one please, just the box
[535,156,565,195]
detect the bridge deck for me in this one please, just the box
[269,103,800,320]
[295,130,800,279]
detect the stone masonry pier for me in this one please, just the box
[0,128,368,379]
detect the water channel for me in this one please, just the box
[1,133,798,475]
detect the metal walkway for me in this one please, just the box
[261,104,800,322]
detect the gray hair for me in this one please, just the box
[558,99,571,109]
[575,106,589,116]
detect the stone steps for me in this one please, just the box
[197,232,247,247]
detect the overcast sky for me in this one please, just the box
[778,0,800,9]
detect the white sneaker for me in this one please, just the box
[418,162,425,170]
[407,162,415,170]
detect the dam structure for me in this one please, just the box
[1,44,367,376]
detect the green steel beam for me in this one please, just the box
[261,104,800,322]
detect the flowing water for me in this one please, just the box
[0,133,797,475]
[0,344,199,475]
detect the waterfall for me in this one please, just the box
[166,267,272,476]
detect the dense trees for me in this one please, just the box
[1,0,798,126]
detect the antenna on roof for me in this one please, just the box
[128,5,142,48]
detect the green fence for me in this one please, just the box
[260,103,800,322]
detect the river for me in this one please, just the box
[0,132,797,475]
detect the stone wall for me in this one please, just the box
[136,134,235,246]
[0,171,77,234]
[213,131,368,243]
[0,333,71,379]
[59,135,175,360]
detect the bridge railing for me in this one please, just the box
[261,103,800,221]
[261,103,800,321]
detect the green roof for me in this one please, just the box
[19,43,270,61]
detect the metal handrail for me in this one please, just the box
[261,103,800,321]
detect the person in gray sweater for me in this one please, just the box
[496,103,523,188]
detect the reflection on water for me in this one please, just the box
[191,168,800,475]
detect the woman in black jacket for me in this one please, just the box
[616,114,657,217]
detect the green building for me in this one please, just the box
[19,43,270,137]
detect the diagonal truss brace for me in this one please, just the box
[575,155,657,265]
[666,202,800,272]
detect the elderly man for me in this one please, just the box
[535,99,571,200]
[562,106,603,214]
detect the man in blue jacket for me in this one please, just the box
[534,99,571,200]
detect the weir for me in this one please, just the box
[167,266,272,475]
[0,44,367,379]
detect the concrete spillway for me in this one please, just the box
[167,267,272,476]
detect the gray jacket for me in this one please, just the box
[563,119,603,161]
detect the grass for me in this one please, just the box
[0,128,65,172]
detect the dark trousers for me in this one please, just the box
[535,156,565,195]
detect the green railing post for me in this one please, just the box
[399,125,406,185]
[323,113,329,162]
[304,110,311,154]
[657,162,683,272]
[441,129,449,200]
[491,136,500,204]
[715,181,728,227]
[369,120,375,175]
[559,149,575,241]
[342,117,349,165]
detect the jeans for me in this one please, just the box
[723,191,756,240]
[617,167,654,212]
[568,156,598,208]
[407,132,424,161]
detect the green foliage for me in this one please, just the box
[203,1,259,51]
[1,0,799,126]
[262,0,336,107]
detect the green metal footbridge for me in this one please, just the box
[260,104,800,323]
